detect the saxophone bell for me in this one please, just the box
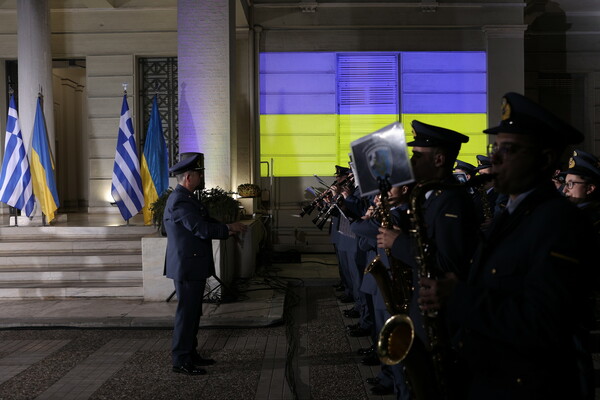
[365,255,415,365]
[378,313,415,365]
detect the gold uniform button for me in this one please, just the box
[458,341,463,348]
[516,378,522,384]
[491,268,497,274]
[193,253,197,257]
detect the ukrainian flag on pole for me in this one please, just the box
[0,94,36,217]
[111,93,144,221]
[29,96,60,222]
[140,95,169,225]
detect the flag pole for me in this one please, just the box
[123,82,130,227]
[6,83,17,227]
[38,88,47,227]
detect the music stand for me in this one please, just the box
[350,122,414,197]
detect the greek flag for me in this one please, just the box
[0,95,35,217]
[111,94,144,221]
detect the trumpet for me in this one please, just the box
[300,174,356,229]
[298,174,354,218]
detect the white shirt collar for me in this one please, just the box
[506,188,536,214]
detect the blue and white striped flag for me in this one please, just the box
[0,95,35,217]
[111,94,144,221]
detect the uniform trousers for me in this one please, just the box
[172,279,206,367]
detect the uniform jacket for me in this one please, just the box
[447,183,595,399]
[163,184,229,281]
[390,182,478,344]
[390,182,478,279]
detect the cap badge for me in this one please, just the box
[501,97,511,121]
[568,157,575,169]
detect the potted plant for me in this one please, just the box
[199,187,240,223]
[237,183,261,198]
[150,186,240,236]
[149,188,173,236]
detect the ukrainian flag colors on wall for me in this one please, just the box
[260,51,487,177]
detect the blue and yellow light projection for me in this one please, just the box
[260,51,487,177]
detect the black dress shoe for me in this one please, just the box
[357,345,375,356]
[361,352,380,366]
[371,384,394,395]
[343,309,360,318]
[337,295,354,303]
[172,364,207,375]
[335,285,345,292]
[193,357,216,367]
[345,323,360,331]
[366,377,381,386]
[348,327,371,337]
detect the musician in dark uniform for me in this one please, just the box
[472,154,499,225]
[419,93,595,400]
[377,120,479,399]
[164,152,247,375]
[454,159,477,181]
[561,149,600,234]
[330,165,355,304]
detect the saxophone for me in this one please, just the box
[408,174,493,399]
[476,177,494,221]
[364,191,415,365]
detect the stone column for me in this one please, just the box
[483,25,527,130]
[17,0,55,153]
[178,0,235,190]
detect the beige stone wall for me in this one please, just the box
[86,55,136,212]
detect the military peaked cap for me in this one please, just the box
[483,92,583,146]
[169,152,205,175]
[408,120,469,150]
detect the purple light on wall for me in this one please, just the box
[402,51,486,72]
[402,72,486,93]
[401,51,487,113]
[260,52,336,73]
[178,0,231,189]
[260,53,337,115]
[402,93,487,114]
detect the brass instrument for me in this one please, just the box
[475,176,494,221]
[365,189,415,365]
[408,174,493,398]
[307,174,356,230]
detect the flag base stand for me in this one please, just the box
[8,214,66,227]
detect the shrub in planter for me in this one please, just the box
[150,187,240,236]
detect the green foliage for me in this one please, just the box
[149,188,173,228]
[237,183,261,197]
[149,186,240,232]
[199,187,240,223]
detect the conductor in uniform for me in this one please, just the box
[164,152,247,375]
[419,93,595,399]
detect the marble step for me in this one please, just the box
[0,254,142,266]
[0,224,152,299]
[0,270,141,281]
[0,264,141,273]
[0,283,144,298]
[0,279,142,288]
[0,234,150,242]
[0,240,142,254]
[0,225,156,239]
